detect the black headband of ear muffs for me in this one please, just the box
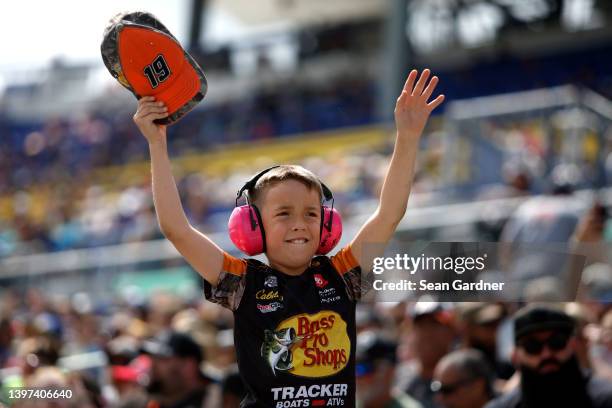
[235,165,333,206]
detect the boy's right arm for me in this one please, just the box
[133,97,223,286]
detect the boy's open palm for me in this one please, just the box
[394,69,444,138]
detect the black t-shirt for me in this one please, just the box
[205,246,361,408]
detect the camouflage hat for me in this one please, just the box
[101,11,207,125]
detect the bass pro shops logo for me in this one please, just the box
[261,311,350,378]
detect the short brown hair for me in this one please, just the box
[249,165,323,207]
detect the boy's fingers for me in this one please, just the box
[137,105,167,117]
[149,112,169,120]
[427,94,445,111]
[421,76,439,101]
[403,70,418,93]
[144,106,168,114]
[137,112,169,123]
[137,97,161,111]
[412,69,430,96]
[137,96,155,107]
[396,90,408,103]
[139,100,165,109]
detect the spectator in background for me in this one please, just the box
[356,331,422,408]
[456,303,514,380]
[220,370,246,408]
[590,309,612,382]
[476,162,532,240]
[499,164,585,282]
[0,317,12,368]
[431,349,495,408]
[564,302,597,372]
[15,366,98,408]
[485,304,612,408]
[141,331,216,408]
[397,302,456,408]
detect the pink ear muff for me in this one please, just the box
[317,206,342,255]
[228,205,264,256]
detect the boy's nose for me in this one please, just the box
[292,219,307,231]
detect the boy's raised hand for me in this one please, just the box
[394,69,444,139]
[133,96,169,144]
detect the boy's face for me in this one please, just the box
[259,179,321,274]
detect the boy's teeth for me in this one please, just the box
[290,239,306,243]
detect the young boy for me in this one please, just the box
[133,69,444,407]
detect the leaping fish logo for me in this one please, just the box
[261,327,308,375]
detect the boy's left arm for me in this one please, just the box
[350,69,445,268]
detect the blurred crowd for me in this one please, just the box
[3,62,612,259]
[0,145,399,257]
[3,109,612,259]
[0,76,381,258]
[0,76,374,194]
[1,185,611,407]
[1,55,612,407]
[1,291,611,407]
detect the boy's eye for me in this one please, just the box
[308,212,319,217]
[276,211,288,216]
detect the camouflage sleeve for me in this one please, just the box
[203,253,247,311]
[330,245,362,301]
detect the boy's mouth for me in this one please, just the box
[285,238,309,244]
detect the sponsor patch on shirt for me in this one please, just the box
[256,289,284,301]
[318,287,341,304]
[257,302,284,314]
[270,383,348,407]
[265,275,278,288]
[261,311,350,378]
[314,274,328,288]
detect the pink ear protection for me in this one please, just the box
[228,166,342,256]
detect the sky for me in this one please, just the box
[0,0,599,81]
[0,0,188,73]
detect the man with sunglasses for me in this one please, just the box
[485,304,612,408]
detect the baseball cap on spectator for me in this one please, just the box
[141,330,221,382]
[409,299,454,326]
[581,263,612,302]
[355,331,397,377]
[112,365,139,383]
[141,330,202,361]
[111,354,151,385]
[101,11,207,125]
[513,304,576,342]
[107,335,140,364]
[459,303,506,325]
[222,369,247,400]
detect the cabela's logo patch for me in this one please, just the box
[256,289,283,301]
[261,311,350,377]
